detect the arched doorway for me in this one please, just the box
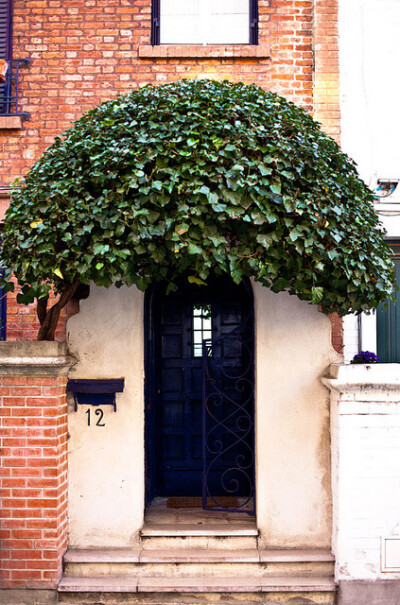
[145,275,255,514]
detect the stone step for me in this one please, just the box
[140,522,259,550]
[63,548,334,578]
[58,574,336,600]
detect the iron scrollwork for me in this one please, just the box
[202,313,255,515]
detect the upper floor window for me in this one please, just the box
[152,0,258,46]
[0,0,29,118]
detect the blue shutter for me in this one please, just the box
[377,243,400,362]
[0,0,12,60]
[0,275,6,340]
[0,0,12,114]
[0,235,6,339]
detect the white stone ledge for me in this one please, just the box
[322,364,400,402]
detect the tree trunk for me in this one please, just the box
[37,281,80,341]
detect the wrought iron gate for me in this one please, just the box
[202,312,255,515]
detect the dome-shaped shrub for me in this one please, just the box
[0,79,395,339]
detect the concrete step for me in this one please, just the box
[63,548,335,578]
[58,574,336,605]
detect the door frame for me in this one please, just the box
[144,277,255,509]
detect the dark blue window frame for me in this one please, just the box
[151,0,259,46]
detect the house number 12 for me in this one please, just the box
[85,408,105,427]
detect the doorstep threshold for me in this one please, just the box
[140,523,258,537]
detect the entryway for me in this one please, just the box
[144,274,255,514]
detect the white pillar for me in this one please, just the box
[323,364,400,604]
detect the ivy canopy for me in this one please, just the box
[0,79,395,339]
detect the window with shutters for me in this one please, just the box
[0,0,28,118]
[0,0,12,113]
[152,0,258,45]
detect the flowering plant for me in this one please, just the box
[350,351,379,364]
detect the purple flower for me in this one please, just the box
[350,350,379,364]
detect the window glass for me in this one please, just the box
[192,304,212,357]
[160,0,250,45]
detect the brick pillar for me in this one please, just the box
[313,0,341,142]
[0,342,75,603]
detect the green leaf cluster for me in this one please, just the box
[0,79,395,315]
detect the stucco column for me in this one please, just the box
[0,342,76,605]
[323,364,400,605]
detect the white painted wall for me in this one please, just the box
[340,0,400,353]
[342,315,359,364]
[66,283,340,549]
[340,0,400,186]
[326,364,400,580]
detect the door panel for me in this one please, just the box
[148,275,253,498]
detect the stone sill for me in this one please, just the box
[138,43,271,60]
[0,115,22,129]
[0,341,77,376]
[323,363,400,398]
[0,189,10,222]
[329,362,400,382]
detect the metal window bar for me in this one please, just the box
[1,57,29,117]
[151,0,160,45]
[249,0,259,45]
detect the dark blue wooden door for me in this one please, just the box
[148,275,253,498]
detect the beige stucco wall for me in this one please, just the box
[254,284,341,547]
[67,285,145,548]
[66,282,341,548]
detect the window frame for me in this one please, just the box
[151,0,259,46]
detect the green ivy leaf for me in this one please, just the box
[311,286,324,304]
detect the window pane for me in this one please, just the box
[193,317,202,330]
[193,331,203,345]
[203,317,212,330]
[160,0,202,44]
[207,15,249,44]
[210,0,250,15]
[159,0,250,45]
[192,304,212,357]
[208,0,249,44]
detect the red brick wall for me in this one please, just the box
[0,0,342,349]
[0,0,318,184]
[6,280,79,342]
[0,373,68,588]
[313,0,343,348]
[313,0,340,141]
